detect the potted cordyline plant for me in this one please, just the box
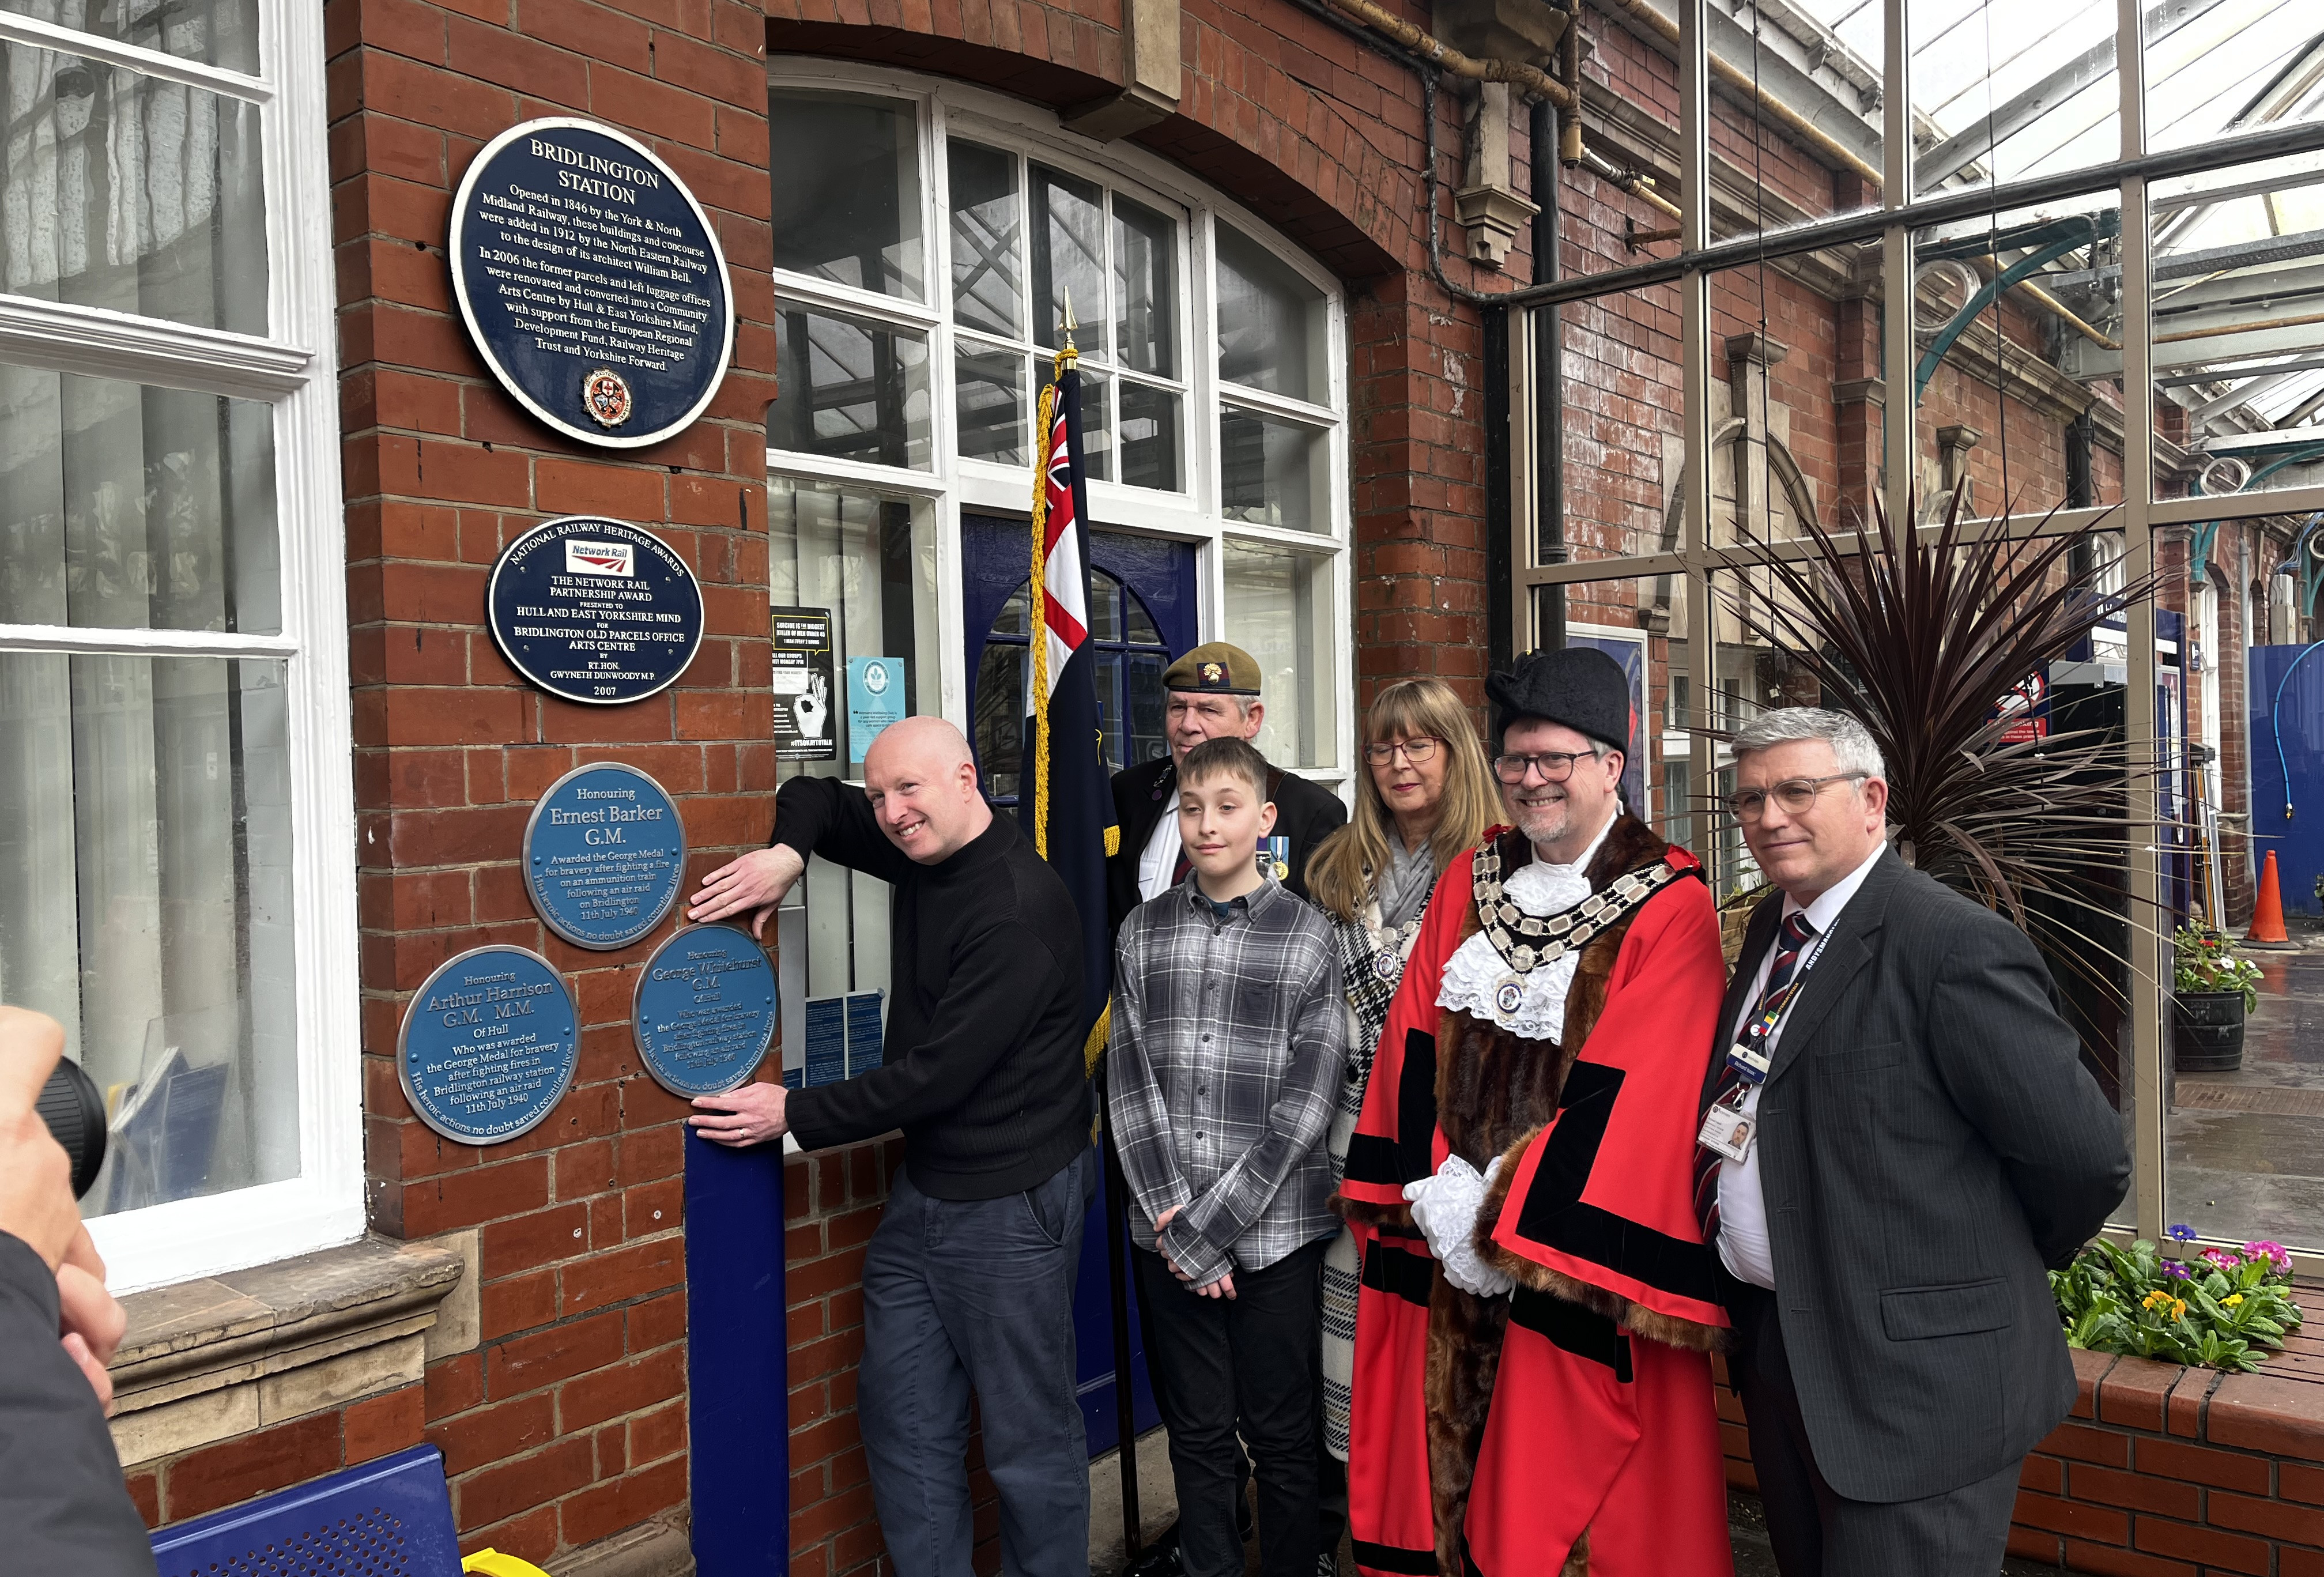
[2171,923,2262,1072]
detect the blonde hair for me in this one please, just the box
[1307,678,1497,924]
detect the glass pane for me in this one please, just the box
[1223,537,1338,769]
[1031,163,1104,356]
[1113,194,1177,377]
[0,42,266,334]
[0,366,280,633]
[1216,222,1326,402]
[1706,261,1877,542]
[1080,368,1114,483]
[1127,650,1168,767]
[0,652,298,1217]
[2145,0,2323,157]
[1552,281,1685,561]
[1533,575,1694,850]
[769,302,932,469]
[1,0,259,72]
[1095,648,1125,772]
[1903,0,2118,195]
[974,639,1026,802]
[1220,406,1329,533]
[1089,567,1124,642]
[990,581,1030,637]
[1125,584,1161,646]
[1119,380,1179,491]
[955,344,1026,467]
[949,139,1020,337]
[1715,2,1882,228]
[768,89,924,300]
[2146,151,2324,504]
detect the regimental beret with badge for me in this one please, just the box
[1485,646,1634,756]
[1163,641,1263,697]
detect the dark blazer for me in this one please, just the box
[1703,850,2129,1504]
[1106,756,1346,929]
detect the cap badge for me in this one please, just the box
[1200,661,1225,686]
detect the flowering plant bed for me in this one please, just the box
[2053,1231,2302,1372]
[2172,923,2263,1010]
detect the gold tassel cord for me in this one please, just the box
[1028,370,1057,861]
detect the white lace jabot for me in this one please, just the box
[1438,814,1616,1038]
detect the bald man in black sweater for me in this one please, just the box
[689,717,1092,1577]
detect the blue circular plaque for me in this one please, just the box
[523,762,688,950]
[487,515,704,705]
[632,925,779,1098]
[450,118,733,448]
[398,946,579,1145]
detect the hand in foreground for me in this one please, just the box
[0,1008,86,1270]
[689,1082,788,1147]
[58,1261,124,1413]
[1154,1205,1235,1299]
[688,846,806,937]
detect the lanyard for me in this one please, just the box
[1726,917,1833,1085]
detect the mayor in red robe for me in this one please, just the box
[1334,648,1733,1577]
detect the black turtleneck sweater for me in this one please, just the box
[772,776,1091,1199]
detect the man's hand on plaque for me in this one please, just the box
[688,1082,788,1147]
[688,845,805,937]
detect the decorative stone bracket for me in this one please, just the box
[1454,82,1540,268]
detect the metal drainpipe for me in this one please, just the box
[1534,93,1567,651]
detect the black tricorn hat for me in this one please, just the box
[1486,647,1632,756]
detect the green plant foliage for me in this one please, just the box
[2051,1232,2302,1373]
[2174,923,2263,1013]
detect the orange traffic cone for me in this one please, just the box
[2250,850,2292,946]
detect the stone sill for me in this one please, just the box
[106,1234,467,1468]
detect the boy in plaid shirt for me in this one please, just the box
[1108,735,1348,1577]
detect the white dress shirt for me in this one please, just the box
[1716,840,1888,1289]
[1137,796,1183,903]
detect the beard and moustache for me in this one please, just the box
[1508,783,1584,848]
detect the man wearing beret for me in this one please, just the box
[1335,648,1736,1576]
[1107,640,1348,930]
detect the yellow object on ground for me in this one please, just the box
[462,1550,554,1577]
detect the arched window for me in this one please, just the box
[974,568,1172,806]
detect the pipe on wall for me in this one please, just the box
[1534,92,1568,651]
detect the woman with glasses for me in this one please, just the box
[1303,678,1495,1575]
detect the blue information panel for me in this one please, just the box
[399,946,579,1145]
[449,118,733,448]
[633,925,779,1098]
[488,515,704,705]
[523,762,686,949]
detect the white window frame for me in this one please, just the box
[0,0,359,1292]
[764,62,1357,791]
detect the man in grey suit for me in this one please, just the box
[1696,707,2130,1575]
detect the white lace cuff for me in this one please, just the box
[1403,1155,1512,1298]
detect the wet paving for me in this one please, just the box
[2168,935,2324,1248]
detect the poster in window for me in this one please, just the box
[1564,628,1650,817]
[847,657,907,764]
[772,606,836,761]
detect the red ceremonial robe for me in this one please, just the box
[1335,816,1733,1577]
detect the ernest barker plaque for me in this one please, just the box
[632,925,779,1098]
[399,945,580,1145]
[449,118,733,448]
[524,762,687,950]
[487,515,704,705]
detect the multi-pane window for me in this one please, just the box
[0,0,354,1289]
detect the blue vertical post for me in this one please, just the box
[686,1128,788,1575]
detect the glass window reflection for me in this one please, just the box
[1216,221,1326,402]
[1031,163,1106,354]
[770,303,933,469]
[949,139,1020,337]
[769,89,925,300]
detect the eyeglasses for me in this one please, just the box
[1491,748,1601,784]
[1726,773,1867,821]
[1364,737,1440,766]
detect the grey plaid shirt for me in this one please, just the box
[1108,874,1346,1286]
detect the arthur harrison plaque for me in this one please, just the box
[399,945,580,1145]
[487,515,704,705]
[633,925,779,1099]
[524,762,687,950]
[450,118,733,448]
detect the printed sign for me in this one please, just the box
[449,118,734,448]
[847,657,906,764]
[632,925,779,1098]
[771,607,837,762]
[790,991,885,1089]
[523,762,687,950]
[487,515,704,705]
[398,946,580,1145]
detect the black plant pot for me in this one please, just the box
[2171,990,2246,1073]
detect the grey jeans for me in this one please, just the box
[858,1149,1092,1577]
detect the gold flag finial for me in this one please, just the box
[1061,288,1079,361]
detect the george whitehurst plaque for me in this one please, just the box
[523,762,687,950]
[486,515,704,705]
[399,945,580,1145]
[632,925,780,1098]
[449,118,734,448]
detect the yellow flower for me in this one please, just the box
[2225,1293,2246,1308]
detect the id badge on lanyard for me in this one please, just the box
[1697,928,1820,1163]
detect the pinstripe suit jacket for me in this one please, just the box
[1701,849,2130,1503]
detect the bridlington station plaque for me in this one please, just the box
[524,762,687,950]
[487,515,704,705]
[399,945,580,1145]
[449,118,734,448]
[633,925,779,1098]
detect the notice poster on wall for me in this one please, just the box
[771,606,836,761]
[847,657,906,764]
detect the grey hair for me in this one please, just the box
[1731,706,1887,781]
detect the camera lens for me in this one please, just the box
[36,1059,106,1201]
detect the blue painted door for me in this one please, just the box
[2250,642,2324,918]
[961,511,1195,1456]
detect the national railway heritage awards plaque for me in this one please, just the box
[632,925,779,1098]
[486,515,704,704]
[523,762,687,949]
[399,946,580,1145]
[449,118,734,448]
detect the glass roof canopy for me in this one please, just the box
[1715,0,2324,451]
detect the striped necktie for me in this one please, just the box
[1693,909,1816,1241]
